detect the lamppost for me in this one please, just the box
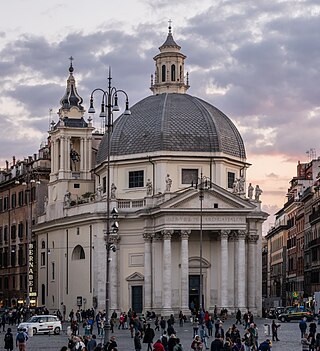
[88,68,130,346]
[192,173,212,312]
[15,166,40,320]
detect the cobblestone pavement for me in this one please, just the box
[0,317,307,350]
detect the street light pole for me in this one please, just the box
[88,68,130,347]
[192,172,212,312]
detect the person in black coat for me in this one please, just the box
[143,323,155,351]
[4,327,13,351]
[210,334,224,351]
[134,331,142,351]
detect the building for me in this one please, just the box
[0,149,50,307]
[35,26,267,316]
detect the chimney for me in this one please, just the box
[12,156,16,166]
[33,153,37,161]
[5,160,8,171]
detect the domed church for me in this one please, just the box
[35,26,267,317]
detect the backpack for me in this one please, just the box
[161,335,168,347]
[17,332,25,343]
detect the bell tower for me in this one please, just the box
[150,22,189,95]
[48,58,94,205]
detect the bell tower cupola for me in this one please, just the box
[150,21,189,95]
[48,58,94,207]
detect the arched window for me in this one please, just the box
[72,245,85,260]
[162,65,166,82]
[41,241,45,249]
[171,64,176,81]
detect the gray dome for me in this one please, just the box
[96,93,246,164]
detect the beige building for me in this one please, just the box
[35,26,267,316]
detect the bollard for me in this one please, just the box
[28,326,33,337]
[67,326,72,337]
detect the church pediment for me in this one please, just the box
[126,272,144,282]
[159,185,255,211]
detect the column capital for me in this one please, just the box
[143,233,153,242]
[247,234,259,243]
[162,230,173,240]
[180,230,191,239]
[220,229,230,239]
[237,230,247,239]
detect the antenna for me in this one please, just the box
[306,148,316,161]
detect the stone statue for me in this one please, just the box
[70,148,80,171]
[111,183,117,199]
[64,191,71,207]
[96,184,102,201]
[232,179,238,193]
[255,185,263,201]
[146,179,153,196]
[247,183,254,199]
[165,174,172,192]
[238,176,245,194]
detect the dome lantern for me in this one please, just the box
[150,22,189,95]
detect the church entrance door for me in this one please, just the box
[131,285,143,313]
[189,275,200,312]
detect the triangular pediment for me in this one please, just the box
[159,184,255,211]
[126,272,144,282]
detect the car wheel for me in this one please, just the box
[281,317,286,322]
[54,327,60,335]
[33,327,37,335]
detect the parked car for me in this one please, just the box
[277,309,314,322]
[18,315,62,335]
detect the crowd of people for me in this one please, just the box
[57,308,276,351]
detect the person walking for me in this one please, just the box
[301,333,311,351]
[210,333,223,351]
[4,327,13,351]
[16,328,28,351]
[143,323,155,351]
[271,320,280,341]
[134,331,142,351]
[236,309,242,325]
[200,324,209,349]
[299,318,308,339]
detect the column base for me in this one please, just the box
[161,307,174,318]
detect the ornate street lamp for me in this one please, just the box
[88,68,130,346]
[192,173,212,312]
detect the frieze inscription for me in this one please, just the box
[155,215,245,225]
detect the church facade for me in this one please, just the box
[35,26,267,316]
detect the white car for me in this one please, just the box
[18,315,62,335]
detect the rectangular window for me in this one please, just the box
[41,252,46,266]
[129,170,144,188]
[11,250,16,267]
[102,177,106,193]
[227,172,235,189]
[18,223,24,239]
[181,169,198,184]
[18,248,23,266]
[12,276,15,290]
[18,191,24,207]
[3,196,9,211]
[11,225,16,241]
[74,184,80,189]
[3,226,8,243]
[11,193,16,208]
[52,262,55,280]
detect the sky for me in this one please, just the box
[1,0,320,233]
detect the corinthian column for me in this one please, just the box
[162,230,173,316]
[180,230,190,314]
[237,230,246,311]
[143,233,153,312]
[220,230,230,308]
[248,233,259,312]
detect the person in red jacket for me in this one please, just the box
[153,339,165,351]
